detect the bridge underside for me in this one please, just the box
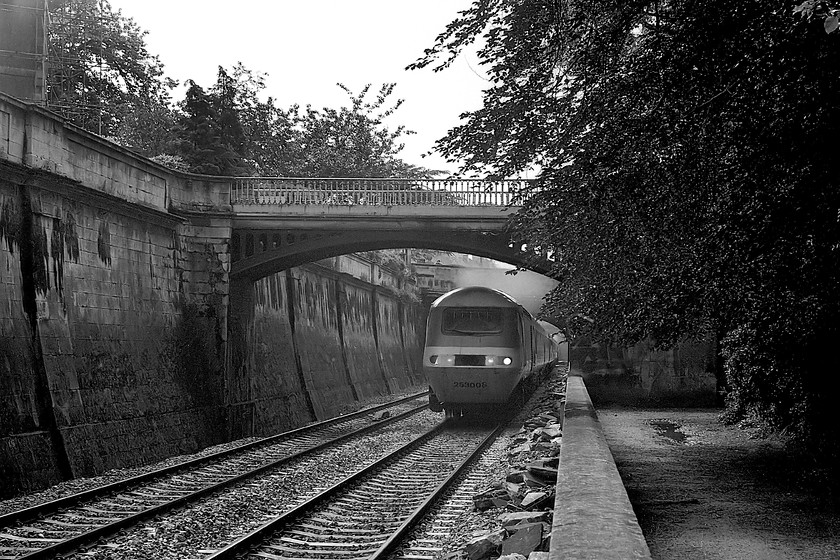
[230,226,547,280]
[228,197,552,280]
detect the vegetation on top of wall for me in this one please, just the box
[47,1,439,178]
[47,0,176,148]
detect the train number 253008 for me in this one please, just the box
[453,381,488,389]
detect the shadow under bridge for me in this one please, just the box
[229,177,540,279]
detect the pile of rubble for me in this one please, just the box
[463,411,564,560]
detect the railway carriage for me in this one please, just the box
[423,286,558,415]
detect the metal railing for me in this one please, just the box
[230,177,530,207]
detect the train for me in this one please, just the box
[422,286,559,416]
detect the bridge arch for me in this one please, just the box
[229,227,548,280]
[227,177,547,280]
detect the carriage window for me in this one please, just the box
[442,308,504,334]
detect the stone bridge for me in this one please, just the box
[1,90,539,284]
[227,177,534,279]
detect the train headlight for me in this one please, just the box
[484,356,513,366]
[429,355,438,364]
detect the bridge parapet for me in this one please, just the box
[231,177,530,208]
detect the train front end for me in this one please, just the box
[423,288,525,411]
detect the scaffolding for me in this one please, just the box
[0,0,47,102]
[0,0,110,133]
[44,0,108,134]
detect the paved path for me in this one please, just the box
[598,407,840,560]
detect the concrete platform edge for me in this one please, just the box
[549,374,652,560]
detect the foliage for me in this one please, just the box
[224,65,301,176]
[47,1,434,178]
[149,153,189,172]
[795,1,840,33]
[414,0,840,457]
[288,83,433,178]
[407,248,453,264]
[168,72,436,178]
[162,302,223,408]
[47,0,176,150]
[171,68,253,175]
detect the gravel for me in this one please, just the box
[64,409,440,559]
[0,384,427,516]
[392,365,568,559]
[0,371,570,560]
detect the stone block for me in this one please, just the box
[465,530,505,560]
[520,490,553,510]
[501,523,543,557]
[473,484,511,511]
[500,511,551,528]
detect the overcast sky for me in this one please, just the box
[107,0,489,174]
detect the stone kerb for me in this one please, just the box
[550,375,651,560]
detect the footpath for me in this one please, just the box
[598,407,840,559]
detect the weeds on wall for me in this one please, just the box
[164,302,224,408]
[0,199,21,253]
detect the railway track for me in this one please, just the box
[205,418,506,560]
[0,392,429,560]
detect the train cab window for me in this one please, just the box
[442,308,505,335]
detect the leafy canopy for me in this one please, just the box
[48,3,433,179]
[169,70,435,178]
[414,0,840,457]
[290,83,431,179]
[47,0,176,150]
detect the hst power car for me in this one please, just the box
[423,286,558,415]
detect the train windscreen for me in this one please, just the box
[442,308,507,335]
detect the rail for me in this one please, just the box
[0,394,430,560]
[230,177,531,207]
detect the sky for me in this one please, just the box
[107,0,490,174]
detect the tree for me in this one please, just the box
[288,83,434,179]
[47,0,176,149]
[225,64,300,176]
[168,72,436,178]
[414,0,840,462]
[171,67,256,176]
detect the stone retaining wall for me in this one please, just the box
[0,167,228,496]
[340,281,389,400]
[1,188,425,496]
[0,178,66,492]
[0,94,426,497]
[225,273,311,441]
[570,336,718,406]
[226,259,425,437]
